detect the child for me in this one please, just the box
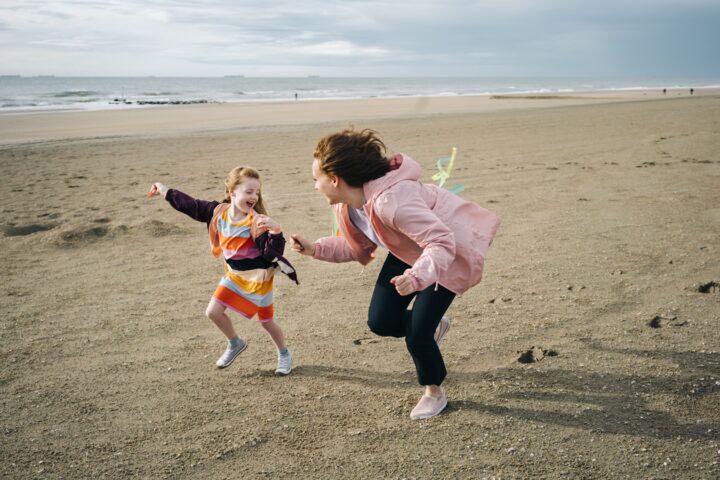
[148,166,298,375]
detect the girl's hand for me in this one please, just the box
[390,274,416,296]
[147,182,168,198]
[255,214,281,234]
[290,234,315,256]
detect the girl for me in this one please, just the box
[291,129,500,419]
[148,167,298,375]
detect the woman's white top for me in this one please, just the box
[348,206,386,248]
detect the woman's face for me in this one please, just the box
[312,159,341,205]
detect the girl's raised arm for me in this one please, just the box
[148,183,219,226]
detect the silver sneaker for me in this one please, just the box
[215,340,247,368]
[275,350,293,376]
[434,316,452,345]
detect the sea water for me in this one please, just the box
[0,76,717,113]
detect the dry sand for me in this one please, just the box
[1,92,719,479]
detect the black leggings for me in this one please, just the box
[367,253,456,386]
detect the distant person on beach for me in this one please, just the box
[663,88,667,95]
[148,167,298,375]
[291,128,501,419]
[294,92,298,101]
[690,88,694,95]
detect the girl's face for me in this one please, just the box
[312,159,341,205]
[230,177,261,214]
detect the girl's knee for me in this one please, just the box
[205,301,223,319]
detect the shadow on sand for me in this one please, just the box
[286,344,719,439]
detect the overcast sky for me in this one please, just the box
[1,0,719,77]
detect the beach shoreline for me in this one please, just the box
[1,88,716,145]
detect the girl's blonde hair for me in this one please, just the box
[222,166,268,215]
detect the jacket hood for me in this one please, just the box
[363,153,422,203]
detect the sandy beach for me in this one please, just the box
[1,92,719,479]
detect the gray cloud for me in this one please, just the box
[0,0,718,76]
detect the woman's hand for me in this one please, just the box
[390,274,416,296]
[290,234,315,256]
[255,214,281,234]
[147,182,168,198]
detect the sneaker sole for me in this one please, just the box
[275,352,293,376]
[410,398,448,420]
[216,342,248,369]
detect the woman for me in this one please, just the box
[291,128,500,419]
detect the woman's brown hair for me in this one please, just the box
[221,166,268,215]
[314,128,391,187]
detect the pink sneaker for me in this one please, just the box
[410,390,448,420]
[434,316,452,345]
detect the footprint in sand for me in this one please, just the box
[647,315,687,328]
[46,225,110,247]
[682,158,715,164]
[2,223,57,237]
[517,347,558,364]
[696,281,719,294]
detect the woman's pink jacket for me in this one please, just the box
[313,154,501,295]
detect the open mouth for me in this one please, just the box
[246,201,256,210]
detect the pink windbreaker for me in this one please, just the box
[313,154,501,294]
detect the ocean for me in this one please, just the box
[0,76,717,113]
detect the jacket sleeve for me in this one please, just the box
[313,236,360,263]
[376,183,456,291]
[262,233,286,261]
[165,188,219,226]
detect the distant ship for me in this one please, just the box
[224,75,245,78]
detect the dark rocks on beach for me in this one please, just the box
[109,99,216,106]
[135,99,211,105]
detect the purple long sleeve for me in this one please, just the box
[165,188,221,227]
[262,233,286,261]
[255,231,299,284]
